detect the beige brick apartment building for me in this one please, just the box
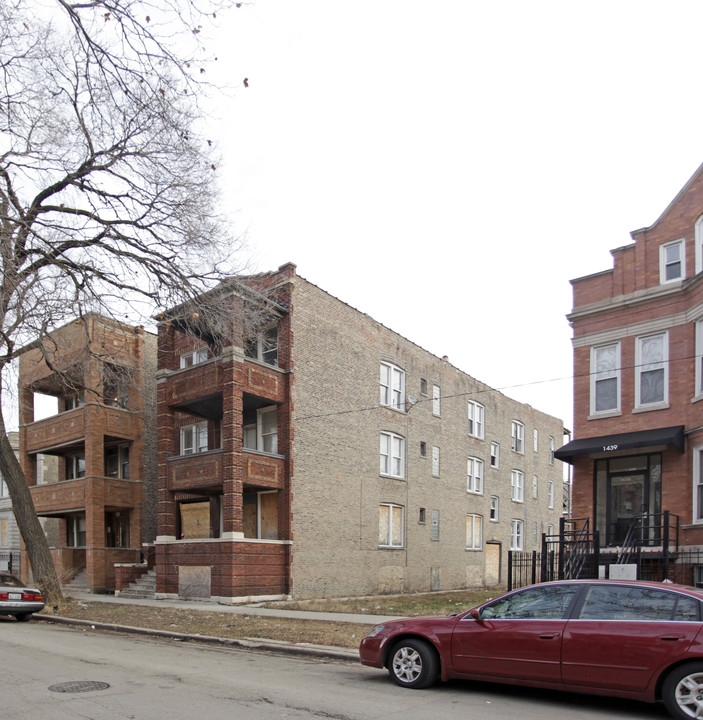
[155,264,565,600]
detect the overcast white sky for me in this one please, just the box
[202,1,703,433]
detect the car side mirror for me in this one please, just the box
[470,608,481,621]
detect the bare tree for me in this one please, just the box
[0,0,241,605]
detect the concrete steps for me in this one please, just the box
[117,568,156,599]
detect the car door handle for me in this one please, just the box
[539,633,560,640]
[659,636,685,642]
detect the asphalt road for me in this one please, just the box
[1,618,670,720]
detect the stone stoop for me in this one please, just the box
[62,568,88,594]
[117,568,157,599]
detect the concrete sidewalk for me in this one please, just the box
[38,591,404,662]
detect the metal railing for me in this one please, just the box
[0,550,20,574]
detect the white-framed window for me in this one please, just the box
[511,470,524,502]
[180,347,210,368]
[660,238,685,283]
[696,320,703,397]
[467,457,484,494]
[548,480,555,509]
[549,436,555,465]
[180,421,208,455]
[696,216,703,274]
[590,342,621,414]
[489,496,499,522]
[65,453,86,480]
[0,477,7,497]
[380,362,405,411]
[418,507,426,524]
[533,429,539,452]
[636,332,668,407]
[432,385,441,416]
[468,401,485,439]
[466,514,483,550]
[431,446,440,477]
[694,447,703,523]
[420,378,428,395]
[245,324,278,366]
[379,503,404,548]
[244,406,278,454]
[511,421,524,454]
[547,524,554,536]
[490,442,500,468]
[510,519,524,550]
[532,521,538,543]
[532,475,538,499]
[380,432,405,478]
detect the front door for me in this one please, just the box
[609,473,646,545]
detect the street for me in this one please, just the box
[1,618,668,720]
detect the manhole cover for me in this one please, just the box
[48,681,111,694]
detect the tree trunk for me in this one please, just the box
[0,405,63,607]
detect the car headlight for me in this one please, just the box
[365,625,386,638]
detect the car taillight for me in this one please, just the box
[21,592,43,602]
[0,592,7,600]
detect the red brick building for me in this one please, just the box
[557,163,703,571]
[18,315,156,592]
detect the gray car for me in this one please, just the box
[0,571,44,621]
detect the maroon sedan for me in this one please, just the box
[359,579,703,719]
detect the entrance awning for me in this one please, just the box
[554,425,685,464]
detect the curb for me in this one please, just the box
[38,614,359,662]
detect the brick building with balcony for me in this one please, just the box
[155,263,565,601]
[556,162,703,582]
[18,315,156,592]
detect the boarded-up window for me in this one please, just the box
[379,504,403,547]
[0,518,8,546]
[180,502,210,539]
[243,491,278,539]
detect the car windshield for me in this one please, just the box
[0,573,24,587]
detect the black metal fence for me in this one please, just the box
[0,550,20,575]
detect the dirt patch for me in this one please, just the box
[38,600,372,649]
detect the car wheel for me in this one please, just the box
[662,662,703,719]
[14,613,32,622]
[388,638,439,689]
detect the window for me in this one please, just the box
[660,239,685,283]
[180,421,209,455]
[180,347,210,368]
[697,216,703,274]
[511,470,524,502]
[103,365,129,409]
[431,446,440,477]
[578,584,700,621]
[105,444,130,479]
[0,478,7,497]
[431,509,440,541]
[380,432,405,478]
[245,324,278,366]
[468,401,485,439]
[591,343,621,414]
[479,585,578,620]
[548,480,555,509]
[547,524,554,536]
[510,519,524,550]
[432,385,440,416]
[380,362,405,411]
[549,436,555,465]
[68,513,87,547]
[65,454,85,480]
[694,447,703,523]
[379,503,404,547]
[467,457,484,494]
[490,442,500,468]
[419,441,427,457]
[419,507,426,524]
[511,421,524,453]
[533,429,539,453]
[696,321,703,397]
[64,391,84,411]
[244,406,278,454]
[636,332,668,407]
[466,514,482,550]
[420,378,428,395]
[489,496,499,522]
[532,521,538,543]
[532,475,538,499]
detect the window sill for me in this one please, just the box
[379,473,405,481]
[692,394,703,404]
[588,409,622,420]
[465,547,482,552]
[167,448,223,462]
[632,402,669,414]
[243,448,285,460]
[378,545,405,550]
[467,490,484,496]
